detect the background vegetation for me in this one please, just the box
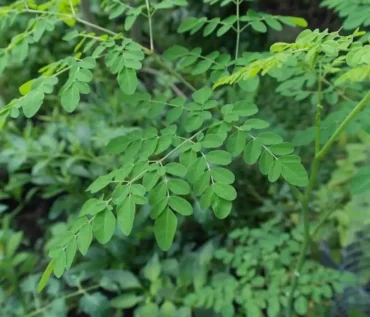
[1,0,370,316]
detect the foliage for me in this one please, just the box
[1,0,370,316]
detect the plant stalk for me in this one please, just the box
[286,90,370,316]
[235,0,240,60]
[145,0,154,51]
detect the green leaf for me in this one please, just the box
[287,16,308,28]
[150,197,168,219]
[251,20,267,33]
[212,197,232,219]
[280,156,308,187]
[259,151,274,175]
[118,68,138,95]
[92,209,116,244]
[166,107,183,124]
[143,172,160,191]
[227,130,246,156]
[210,167,235,184]
[194,172,210,196]
[53,250,66,278]
[86,175,111,193]
[38,260,55,292]
[217,24,232,36]
[192,59,213,75]
[65,238,77,269]
[202,134,224,148]
[23,90,44,118]
[233,101,258,117]
[61,84,80,113]
[160,301,177,317]
[212,183,237,201]
[268,160,281,182]
[264,17,282,31]
[80,198,107,216]
[154,208,177,251]
[168,196,193,215]
[185,115,203,132]
[110,293,143,309]
[294,296,308,315]
[77,224,93,255]
[187,157,206,183]
[243,140,263,164]
[204,18,220,36]
[76,68,93,82]
[192,87,213,104]
[270,142,294,155]
[163,45,189,60]
[143,254,161,282]
[256,132,283,145]
[206,150,232,165]
[168,179,191,195]
[166,162,187,177]
[117,196,136,236]
[178,17,200,33]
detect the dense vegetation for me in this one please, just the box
[1,0,370,316]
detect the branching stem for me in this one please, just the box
[145,0,154,51]
[286,90,370,316]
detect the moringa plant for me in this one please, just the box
[1,0,370,316]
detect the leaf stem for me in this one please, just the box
[235,0,240,60]
[286,90,370,316]
[145,0,154,51]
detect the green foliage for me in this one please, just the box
[184,221,354,317]
[1,0,370,316]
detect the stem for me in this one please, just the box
[145,0,154,51]
[315,64,323,154]
[25,285,100,317]
[235,0,240,60]
[286,91,370,316]
[317,91,370,160]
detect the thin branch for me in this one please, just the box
[145,0,154,51]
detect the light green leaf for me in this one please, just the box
[92,209,116,244]
[38,260,55,292]
[294,296,308,315]
[178,17,200,33]
[166,162,187,177]
[65,238,77,269]
[192,87,213,104]
[77,223,93,255]
[80,198,107,216]
[210,167,235,184]
[212,196,232,219]
[270,142,294,155]
[168,196,193,215]
[202,134,224,148]
[168,179,191,195]
[118,68,138,95]
[212,183,237,201]
[280,156,308,187]
[256,132,283,145]
[61,84,80,113]
[23,90,44,118]
[154,208,177,251]
[53,250,66,278]
[86,175,111,193]
[110,293,143,309]
[163,45,189,60]
[259,151,274,175]
[227,130,246,156]
[251,20,267,33]
[117,196,136,236]
[243,140,263,164]
[268,160,281,182]
[206,150,232,165]
[143,254,161,282]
